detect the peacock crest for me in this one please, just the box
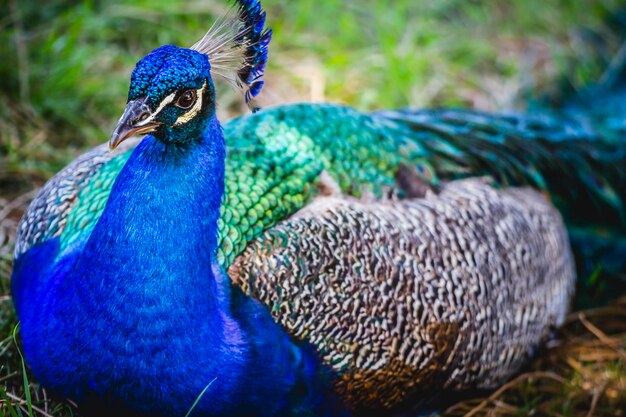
[191,0,272,106]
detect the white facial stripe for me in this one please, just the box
[174,82,206,127]
[134,92,176,127]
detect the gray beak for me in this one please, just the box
[109,98,160,150]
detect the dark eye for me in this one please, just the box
[175,89,196,109]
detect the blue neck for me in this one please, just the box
[47,117,256,415]
[78,117,225,314]
[20,114,346,417]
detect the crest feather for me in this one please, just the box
[191,0,272,107]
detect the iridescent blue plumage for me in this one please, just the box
[128,45,211,106]
[12,44,345,417]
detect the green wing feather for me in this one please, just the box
[218,104,434,265]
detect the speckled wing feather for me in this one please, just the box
[228,179,576,410]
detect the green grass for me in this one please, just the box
[1,0,625,415]
[1,0,622,186]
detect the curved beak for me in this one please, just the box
[109,98,160,150]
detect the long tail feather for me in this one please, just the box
[376,108,626,232]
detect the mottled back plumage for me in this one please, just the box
[229,179,574,410]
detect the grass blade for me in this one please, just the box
[0,385,20,417]
[184,377,217,417]
[10,325,32,417]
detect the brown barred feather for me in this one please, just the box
[228,178,575,410]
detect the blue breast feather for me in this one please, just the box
[11,121,345,417]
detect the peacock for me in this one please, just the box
[10,0,626,416]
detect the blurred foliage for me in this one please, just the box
[1,0,625,415]
[0,0,624,190]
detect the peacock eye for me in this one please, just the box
[175,89,197,109]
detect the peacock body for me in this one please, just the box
[10,1,626,416]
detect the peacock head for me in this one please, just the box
[109,46,214,148]
[110,0,272,149]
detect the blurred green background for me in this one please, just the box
[1,1,625,416]
[0,0,623,194]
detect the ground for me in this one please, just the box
[1,0,625,415]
